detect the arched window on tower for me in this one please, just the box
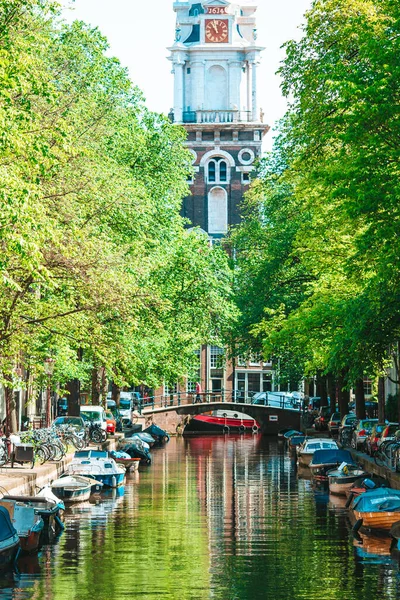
[208,160,216,183]
[207,157,229,184]
[219,160,227,182]
[208,187,228,234]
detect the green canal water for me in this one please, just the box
[1,436,400,600]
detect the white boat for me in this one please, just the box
[51,475,101,503]
[328,466,368,495]
[67,450,126,488]
[297,438,338,466]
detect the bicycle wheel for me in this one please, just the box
[35,446,48,465]
[0,446,7,467]
[91,429,103,444]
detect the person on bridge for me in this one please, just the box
[195,382,202,403]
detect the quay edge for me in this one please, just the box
[0,437,119,497]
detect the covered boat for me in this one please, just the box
[0,498,44,553]
[143,424,170,444]
[183,412,259,435]
[109,451,140,473]
[297,438,338,466]
[309,449,356,481]
[120,440,152,464]
[0,506,20,569]
[67,450,125,488]
[351,487,400,531]
[287,435,306,452]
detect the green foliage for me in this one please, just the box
[0,1,234,393]
[232,0,400,389]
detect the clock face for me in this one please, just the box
[205,19,229,43]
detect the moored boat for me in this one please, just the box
[351,488,400,531]
[143,424,170,444]
[309,449,356,481]
[328,465,367,496]
[183,411,259,435]
[109,451,140,473]
[297,438,338,467]
[0,497,44,553]
[0,506,20,569]
[51,475,94,503]
[67,451,125,488]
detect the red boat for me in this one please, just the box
[183,412,259,435]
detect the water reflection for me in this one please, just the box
[1,437,400,599]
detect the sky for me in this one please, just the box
[62,0,312,151]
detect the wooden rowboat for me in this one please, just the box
[351,488,400,532]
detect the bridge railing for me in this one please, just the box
[138,391,302,413]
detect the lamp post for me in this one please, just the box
[44,358,55,428]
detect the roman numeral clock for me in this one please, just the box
[205,19,229,43]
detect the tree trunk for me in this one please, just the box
[378,376,385,423]
[338,371,349,418]
[91,367,101,404]
[111,381,120,408]
[66,379,80,417]
[4,376,17,434]
[355,378,365,419]
[327,373,336,412]
[99,367,108,408]
[316,372,328,406]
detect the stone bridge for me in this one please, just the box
[142,402,301,435]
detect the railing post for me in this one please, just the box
[178,391,181,406]
[222,387,225,402]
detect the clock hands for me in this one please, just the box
[212,20,219,33]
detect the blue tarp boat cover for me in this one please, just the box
[290,436,306,445]
[310,449,356,466]
[143,424,169,440]
[0,506,17,541]
[352,487,400,512]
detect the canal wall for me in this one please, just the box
[351,449,400,490]
[143,410,184,436]
[0,437,119,497]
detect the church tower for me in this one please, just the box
[166,0,273,401]
[169,0,269,239]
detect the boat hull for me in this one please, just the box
[0,536,19,570]
[183,415,259,435]
[329,472,367,496]
[92,472,126,488]
[353,510,400,531]
[51,486,91,503]
[297,453,313,467]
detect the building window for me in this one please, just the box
[208,160,216,182]
[263,373,273,392]
[210,346,224,369]
[249,353,261,366]
[164,383,178,396]
[187,68,191,74]
[207,158,229,184]
[242,172,250,184]
[364,378,373,396]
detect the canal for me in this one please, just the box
[1,436,400,600]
